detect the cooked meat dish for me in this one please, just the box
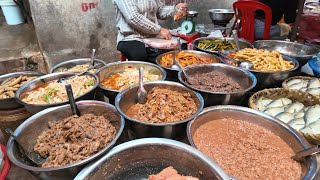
[34,114,116,168]
[188,71,242,92]
[126,87,197,123]
[149,166,199,180]
[193,118,302,179]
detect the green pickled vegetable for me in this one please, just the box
[197,39,237,51]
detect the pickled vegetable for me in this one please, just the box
[197,39,236,51]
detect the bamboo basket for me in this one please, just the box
[249,88,320,144]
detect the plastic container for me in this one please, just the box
[0,144,10,179]
[301,57,320,77]
[0,0,25,25]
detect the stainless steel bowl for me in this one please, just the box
[155,50,220,81]
[221,50,300,89]
[193,37,254,54]
[6,100,125,180]
[253,40,319,66]
[96,61,166,104]
[208,9,235,22]
[0,71,45,110]
[74,138,230,180]
[50,58,106,73]
[15,72,99,114]
[187,105,318,180]
[115,81,204,139]
[178,63,257,107]
[187,10,199,18]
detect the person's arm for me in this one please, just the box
[284,0,298,24]
[114,0,161,34]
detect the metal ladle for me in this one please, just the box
[292,145,320,162]
[136,67,147,104]
[65,84,80,117]
[90,49,96,67]
[5,128,46,166]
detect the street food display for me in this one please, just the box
[149,166,199,180]
[21,75,95,104]
[193,118,302,179]
[0,76,37,99]
[159,52,215,67]
[126,87,197,123]
[188,71,242,92]
[55,64,97,73]
[34,114,116,168]
[197,39,236,52]
[100,67,160,90]
[284,77,320,96]
[228,48,295,71]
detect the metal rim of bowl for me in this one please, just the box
[15,72,99,107]
[186,105,318,179]
[115,80,204,126]
[155,50,221,72]
[178,63,257,95]
[0,71,45,101]
[253,40,319,59]
[6,100,125,171]
[96,61,167,93]
[192,37,254,54]
[221,50,300,73]
[74,138,231,180]
[208,9,235,14]
[50,58,107,73]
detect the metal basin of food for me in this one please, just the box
[96,61,166,104]
[0,71,45,110]
[187,105,318,180]
[115,81,204,139]
[6,100,125,180]
[50,58,106,73]
[178,63,257,107]
[208,9,235,23]
[220,50,299,89]
[253,40,319,66]
[193,37,254,54]
[74,138,230,180]
[155,50,220,81]
[15,72,99,114]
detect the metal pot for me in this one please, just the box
[155,50,220,82]
[75,138,230,180]
[208,9,234,22]
[15,72,99,114]
[187,106,318,180]
[115,81,204,139]
[50,58,106,73]
[95,61,166,105]
[178,63,257,107]
[6,100,125,180]
[0,71,45,110]
[253,40,319,66]
[193,37,254,54]
[220,50,300,89]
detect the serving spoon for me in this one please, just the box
[136,67,147,104]
[65,84,80,117]
[5,128,46,166]
[90,49,96,68]
[291,144,320,162]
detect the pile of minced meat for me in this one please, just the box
[34,114,116,168]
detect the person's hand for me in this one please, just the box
[159,28,172,40]
[175,3,188,14]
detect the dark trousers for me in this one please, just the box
[117,40,170,63]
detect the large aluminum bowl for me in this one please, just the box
[96,61,166,104]
[6,100,125,180]
[155,50,220,81]
[15,72,99,114]
[115,81,204,139]
[221,50,300,89]
[0,71,45,110]
[75,138,230,180]
[50,58,106,73]
[178,63,257,107]
[193,37,253,54]
[208,9,234,23]
[187,105,318,180]
[253,40,319,66]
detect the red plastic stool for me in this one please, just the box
[0,144,10,180]
[120,53,127,61]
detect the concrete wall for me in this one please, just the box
[29,0,236,69]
